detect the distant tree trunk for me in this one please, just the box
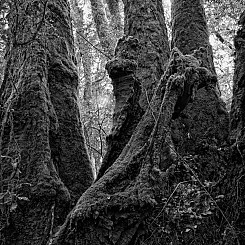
[96,0,170,179]
[90,0,115,57]
[71,0,93,105]
[71,0,95,174]
[104,0,123,37]
[171,0,229,163]
[0,1,93,243]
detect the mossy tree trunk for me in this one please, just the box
[50,40,219,245]
[224,11,245,245]
[171,0,229,167]
[96,0,170,179]
[0,1,93,244]
[50,2,238,244]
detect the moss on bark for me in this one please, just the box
[51,47,218,245]
[0,1,93,243]
[171,0,229,162]
[97,0,170,179]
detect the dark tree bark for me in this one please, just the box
[171,0,229,161]
[2,0,245,244]
[50,43,218,245]
[0,1,93,243]
[96,0,170,179]
[49,2,237,244]
[225,11,245,244]
[230,10,245,144]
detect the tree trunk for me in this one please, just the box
[90,0,115,57]
[230,11,245,144]
[0,1,93,243]
[96,0,170,179]
[225,11,245,244]
[71,0,93,105]
[104,0,123,38]
[51,42,218,244]
[171,0,229,163]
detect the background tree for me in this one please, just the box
[104,0,123,38]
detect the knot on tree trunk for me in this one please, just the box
[106,58,137,79]
[167,47,217,119]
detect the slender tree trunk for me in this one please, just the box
[90,0,115,57]
[104,0,123,37]
[0,1,93,243]
[71,0,93,105]
[96,0,170,179]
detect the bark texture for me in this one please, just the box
[171,0,229,159]
[123,0,170,110]
[90,0,115,57]
[97,0,170,179]
[51,47,217,245]
[0,1,93,243]
[105,0,123,37]
[230,10,245,145]
[220,13,245,244]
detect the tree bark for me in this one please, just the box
[230,10,245,145]
[0,1,93,243]
[224,13,245,244]
[90,0,115,57]
[104,0,123,38]
[51,45,217,245]
[171,0,229,160]
[96,0,170,179]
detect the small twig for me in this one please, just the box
[142,85,157,123]
[47,203,55,245]
[76,31,112,59]
[87,143,103,157]
[15,0,49,46]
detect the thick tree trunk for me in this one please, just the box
[51,46,217,245]
[0,1,93,243]
[225,11,245,244]
[171,0,229,162]
[230,11,245,144]
[96,0,170,179]
[123,0,170,110]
